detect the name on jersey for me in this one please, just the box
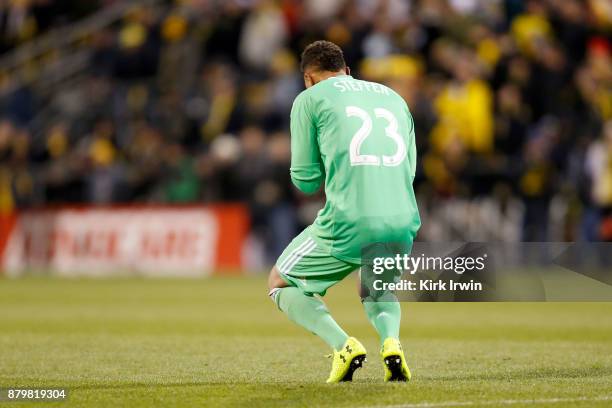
[333,79,390,95]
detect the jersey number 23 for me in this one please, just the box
[346,106,407,167]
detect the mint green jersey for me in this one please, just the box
[290,75,420,263]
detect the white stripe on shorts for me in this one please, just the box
[281,239,317,276]
[277,237,313,273]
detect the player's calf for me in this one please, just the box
[267,266,368,383]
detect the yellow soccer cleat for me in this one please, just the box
[381,337,411,382]
[326,337,367,383]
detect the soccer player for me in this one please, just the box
[267,41,420,383]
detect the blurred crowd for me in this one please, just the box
[0,0,611,258]
[0,0,105,53]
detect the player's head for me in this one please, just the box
[300,40,350,88]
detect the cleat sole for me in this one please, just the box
[341,354,366,382]
[384,354,408,382]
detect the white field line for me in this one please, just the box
[366,395,612,408]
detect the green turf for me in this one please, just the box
[0,276,611,407]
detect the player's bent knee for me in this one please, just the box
[267,266,288,291]
[267,266,290,306]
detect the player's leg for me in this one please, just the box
[359,276,401,346]
[358,270,411,381]
[267,265,348,351]
[267,228,366,382]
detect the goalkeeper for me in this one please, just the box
[267,41,420,383]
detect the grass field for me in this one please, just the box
[1,276,611,407]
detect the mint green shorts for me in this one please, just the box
[276,227,359,296]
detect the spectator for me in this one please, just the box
[0,0,611,247]
[585,121,612,241]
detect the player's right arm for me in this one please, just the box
[289,92,324,194]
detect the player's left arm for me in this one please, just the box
[289,93,324,194]
[405,103,417,179]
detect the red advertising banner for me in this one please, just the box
[0,205,248,277]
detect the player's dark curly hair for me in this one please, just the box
[300,40,346,73]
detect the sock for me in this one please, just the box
[362,299,401,346]
[269,287,348,350]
